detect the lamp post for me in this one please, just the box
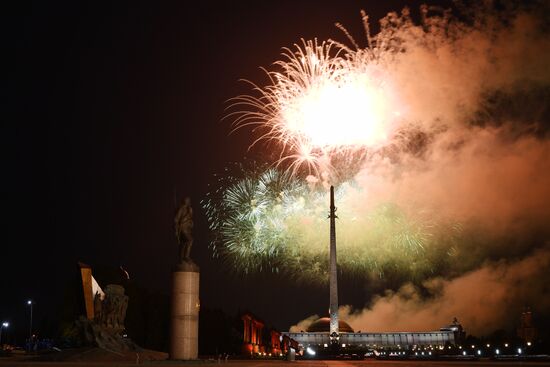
[0,322,8,345]
[27,300,33,342]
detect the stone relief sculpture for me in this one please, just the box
[94,285,128,333]
[71,283,133,353]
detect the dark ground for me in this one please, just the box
[1,358,550,367]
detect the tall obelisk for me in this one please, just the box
[328,185,339,344]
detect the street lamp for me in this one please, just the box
[27,300,33,342]
[0,322,9,345]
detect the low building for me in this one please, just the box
[283,317,464,352]
[241,313,299,357]
[241,313,264,355]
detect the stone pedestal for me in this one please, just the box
[170,262,200,360]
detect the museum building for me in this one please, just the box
[283,317,465,351]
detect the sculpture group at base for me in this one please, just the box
[93,284,128,334]
[68,196,200,359]
[68,279,137,353]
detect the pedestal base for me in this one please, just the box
[170,263,200,360]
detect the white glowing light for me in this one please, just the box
[281,71,395,148]
[306,347,316,356]
[231,39,402,175]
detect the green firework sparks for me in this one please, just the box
[203,167,461,283]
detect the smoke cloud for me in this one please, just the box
[289,315,319,333]
[349,2,550,239]
[338,245,550,335]
[291,2,550,334]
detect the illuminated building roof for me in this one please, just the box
[307,317,354,333]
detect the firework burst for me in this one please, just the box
[207,7,491,282]
[229,33,403,177]
[203,167,461,283]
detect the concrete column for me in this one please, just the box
[243,318,249,342]
[170,266,200,360]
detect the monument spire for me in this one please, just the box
[329,185,339,343]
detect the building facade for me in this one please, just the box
[241,313,264,355]
[241,313,299,357]
[284,330,456,349]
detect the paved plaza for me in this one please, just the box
[1,359,550,367]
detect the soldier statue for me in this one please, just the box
[175,197,194,263]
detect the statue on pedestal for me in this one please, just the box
[174,197,197,269]
[171,196,200,359]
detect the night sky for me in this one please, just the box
[8,0,549,348]
[5,1,460,340]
